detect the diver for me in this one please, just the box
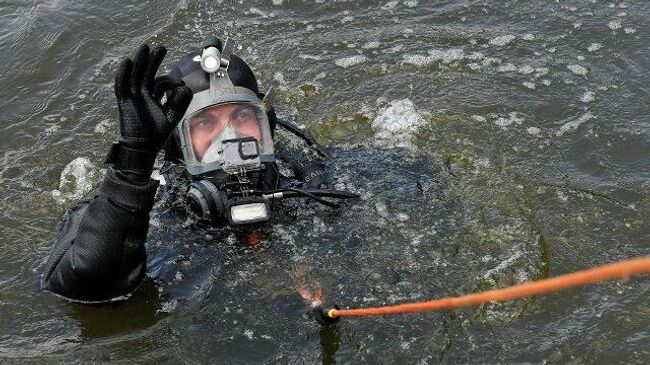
[41,37,357,303]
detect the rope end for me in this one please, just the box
[313,304,341,326]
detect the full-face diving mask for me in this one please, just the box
[177,40,275,176]
[177,38,276,225]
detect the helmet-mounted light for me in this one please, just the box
[199,37,235,75]
[201,46,221,73]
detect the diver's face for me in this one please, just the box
[189,104,262,160]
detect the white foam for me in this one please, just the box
[94,119,111,134]
[527,127,541,135]
[467,52,484,61]
[402,48,464,66]
[489,35,516,46]
[624,27,636,34]
[45,124,60,135]
[371,99,426,148]
[471,115,487,122]
[396,212,410,222]
[483,251,524,279]
[567,64,589,76]
[382,0,399,10]
[51,157,100,205]
[498,63,517,73]
[362,41,380,50]
[334,55,367,68]
[482,57,501,66]
[244,329,254,340]
[245,7,274,18]
[587,43,603,52]
[299,54,323,60]
[158,299,178,313]
[273,72,284,84]
[494,112,524,128]
[534,67,549,77]
[581,91,595,103]
[608,20,622,30]
[436,48,464,63]
[522,81,536,90]
[556,112,595,136]
[518,65,535,75]
[404,0,418,8]
[522,33,535,40]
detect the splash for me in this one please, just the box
[295,282,323,308]
[371,99,426,148]
[556,112,595,136]
[294,266,324,308]
[489,34,516,46]
[334,55,367,68]
[51,157,101,205]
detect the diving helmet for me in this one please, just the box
[171,37,275,176]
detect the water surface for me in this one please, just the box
[0,0,648,363]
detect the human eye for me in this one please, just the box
[191,116,214,131]
[231,107,256,123]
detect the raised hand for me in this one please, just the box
[108,44,192,180]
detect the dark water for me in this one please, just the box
[1,0,648,363]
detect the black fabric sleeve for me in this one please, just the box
[41,167,159,303]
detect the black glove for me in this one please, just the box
[105,44,192,184]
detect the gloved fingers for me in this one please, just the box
[152,75,185,99]
[130,44,150,94]
[163,85,193,127]
[143,46,167,91]
[114,58,133,100]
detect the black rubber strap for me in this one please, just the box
[104,142,157,172]
[295,159,327,188]
[97,168,159,212]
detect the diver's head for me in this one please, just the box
[164,37,276,170]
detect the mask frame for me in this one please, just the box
[179,100,274,170]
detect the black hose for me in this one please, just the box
[301,189,359,199]
[266,188,359,199]
[252,188,359,208]
[276,119,331,158]
[279,188,340,208]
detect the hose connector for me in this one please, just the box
[313,304,340,326]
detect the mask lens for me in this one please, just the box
[183,103,266,164]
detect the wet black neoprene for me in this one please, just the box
[42,45,192,302]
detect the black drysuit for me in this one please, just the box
[42,167,161,303]
[42,154,326,303]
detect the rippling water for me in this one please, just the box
[0,0,648,363]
